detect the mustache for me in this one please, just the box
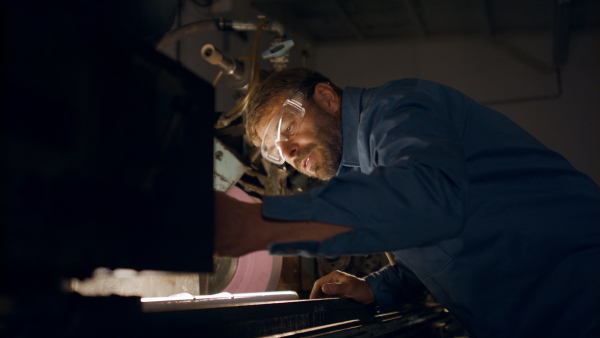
[294,143,318,168]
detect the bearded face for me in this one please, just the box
[291,103,343,180]
[255,87,343,181]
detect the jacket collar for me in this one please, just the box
[337,86,366,175]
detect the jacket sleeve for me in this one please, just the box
[364,260,426,312]
[264,86,469,257]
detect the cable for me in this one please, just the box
[214,18,265,129]
[156,19,219,50]
[385,252,396,266]
[479,68,563,106]
[480,0,568,106]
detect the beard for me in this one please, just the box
[293,106,343,181]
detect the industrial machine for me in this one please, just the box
[2,1,462,336]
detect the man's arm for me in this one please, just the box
[213,191,352,257]
[309,262,426,311]
[261,87,469,256]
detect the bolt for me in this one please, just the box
[215,151,223,161]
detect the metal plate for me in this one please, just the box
[206,257,238,294]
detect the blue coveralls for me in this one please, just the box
[262,79,600,337]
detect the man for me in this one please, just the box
[214,67,600,337]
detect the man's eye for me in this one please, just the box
[284,122,295,134]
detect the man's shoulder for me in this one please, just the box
[347,78,419,94]
[353,79,442,108]
[360,78,448,101]
[378,78,451,94]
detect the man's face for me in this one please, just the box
[259,97,343,181]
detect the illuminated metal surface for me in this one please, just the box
[214,137,247,193]
[207,257,238,294]
[70,269,201,297]
[140,291,299,312]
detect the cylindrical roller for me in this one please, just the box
[201,44,244,81]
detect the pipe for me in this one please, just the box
[214,18,265,129]
[156,19,218,50]
[156,18,285,50]
[201,44,245,82]
[221,19,285,38]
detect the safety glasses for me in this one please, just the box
[260,91,306,165]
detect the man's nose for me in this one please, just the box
[279,140,298,162]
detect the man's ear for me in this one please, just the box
[313,83,341,117]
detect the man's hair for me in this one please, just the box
[245,67,342,146]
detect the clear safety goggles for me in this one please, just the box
[260,91,306,165]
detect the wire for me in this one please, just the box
[212,70,223,87]
[214,18,265,129]
[156,19,219,50]
[385,252,396,266]
[480,68,563,106]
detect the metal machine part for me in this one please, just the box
[156,18,285,50]
[201,44,251,91]
[202,186,282,296]
[317,256,352,277]
[24,295,453,337]
[318,254,388,278]
[346,254,387,277]
[220,250,283,294]
[140,291,299,312]
[196,15,301,200]
[70,269,202,298]
[206,257,238,294]
[259,304,454,338]
[224,18,285,38]
[212,16,267,130]
[214,137,248,193]
[262,39,295,59]
[262,38,295,72]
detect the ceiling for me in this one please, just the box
[250,0,599,44]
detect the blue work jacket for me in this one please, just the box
[263,79,600,337]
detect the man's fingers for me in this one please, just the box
[310,271,343,299]
[309,282,323,299]
[311,281,349,299]
[310,277,334,299]
[310,270,375,304]
[321,282,348,296]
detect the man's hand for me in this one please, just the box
[310,270,375,304]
